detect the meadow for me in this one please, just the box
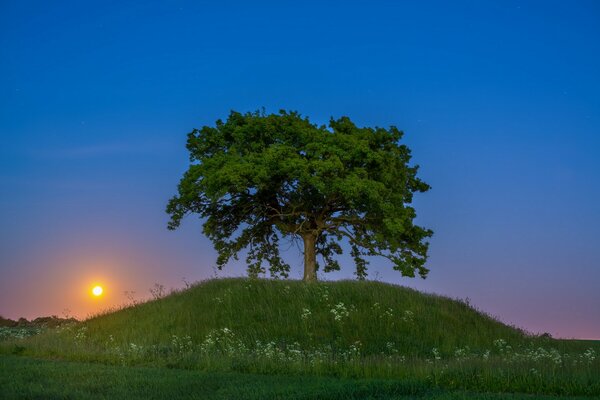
[1,278,599,399]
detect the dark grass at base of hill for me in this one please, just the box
[1,355,594,400]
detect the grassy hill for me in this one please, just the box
[2,278,599,397]
[62,278,528,355]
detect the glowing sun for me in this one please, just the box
[92,285,103,296]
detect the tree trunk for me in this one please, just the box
[302,233,317,282]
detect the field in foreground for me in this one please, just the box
[1,278,599,398]
[1,355,594,400]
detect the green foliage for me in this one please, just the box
[5,355,593,400]
[3,279,599,396]
[167,110,432,280]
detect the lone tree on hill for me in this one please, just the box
[167,110,432,282]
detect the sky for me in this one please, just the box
[1,1,599,339]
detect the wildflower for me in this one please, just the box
[381,308,394,318]
[549,348,562,365]
[386,342,398,354]
[454,346,470,360]
[432,347,441,361]
[200,328,243,356]
[300,308,312,321]
[171,334,193,354]
[129,342,143,353]
[330,302,350,322]
[581,348,596,364]
[339,341,361,361]
[74,326,87,344]
[401,310,414,323]
[493,338,511,354]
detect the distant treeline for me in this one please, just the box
[0,315,77,328]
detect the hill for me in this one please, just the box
[2,278,599,396]
[72,278,530,356]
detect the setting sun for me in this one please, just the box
[92,285,103,297]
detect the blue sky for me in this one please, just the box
[1,1,599,338]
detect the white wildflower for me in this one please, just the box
[330,302,350,322]
[301,308,312,321]
[401,310,414,322]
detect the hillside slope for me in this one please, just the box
[4,278,599,396]
[44,278,531,356]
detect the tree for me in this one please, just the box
[167,110,432,282]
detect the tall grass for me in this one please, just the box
[6,355,594,400]
[2,278,598,396]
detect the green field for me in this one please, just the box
[1,355,594,400]
[1,278,598,399]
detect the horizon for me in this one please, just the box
[1,1,599,340]
[3,276,600,342]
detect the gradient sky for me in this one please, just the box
[1,1,599,339]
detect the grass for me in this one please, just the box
[1,355,594,400]
[1,278,599,398]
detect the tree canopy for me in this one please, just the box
[167,110,432,281]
